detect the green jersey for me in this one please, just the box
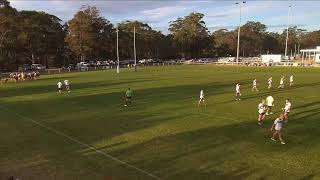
[126,90,133,97]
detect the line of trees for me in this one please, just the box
[1,0,319,71]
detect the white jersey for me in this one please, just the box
[274,118,284,131]
[290,76,293,82]
[200,90,204,99]
[266,96,274,106]
[268,78,272,85]
[280,78,284,84]
[258,103,266,114]
[236,84,240,92]
[253,79,257,86]
[284,102,291,113]
[64,80,69,86]
[57,82,62,88]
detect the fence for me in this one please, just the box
[43,62,182,75]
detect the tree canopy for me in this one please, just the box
[0,0,319,71]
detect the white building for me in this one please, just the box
[300,46,320,64]
[261,54,284,63]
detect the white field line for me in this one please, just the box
[1,106,162,180]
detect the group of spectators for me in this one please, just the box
[1,71,40,84]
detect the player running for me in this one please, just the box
[198,90,206,107]
[124,88,133,107]
[267,77,272,89]
[265,95,274,115]
[270,114,286,145]
[289,75,294,87]
[258,99,267,126]
[64,79,70,93]
[57,81,63,94]
[252,78,259,92]
[283,98,292,121]
[278,76,285,89]
[235,82,241,101]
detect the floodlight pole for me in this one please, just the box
[236,1,246,64]
[116,25,120,74]
[285,5,292,59]
[134,26,137,72]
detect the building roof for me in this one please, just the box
[300,46,320,52]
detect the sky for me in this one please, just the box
[9,0,320,34]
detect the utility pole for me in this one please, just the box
[285,5,292,59]
[134,26,137,72]
[235,1,246,64]
[116,25,120,74]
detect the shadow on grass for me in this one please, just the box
[1,78,320,179]
[217,81,320,104]
[3,78,318,146]
[0,79,153,98]
[82,109,320,180]
[2,109,319,180]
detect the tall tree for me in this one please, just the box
[239,21,267,56]
[169,12,209,58]
[118,20,163,59]
[65,5,114,62]
[0,0,20,70]
[300,30,320,49]
[263,32,281,54]
[278,26,307,56]
[18,11,64,67]
[213,29,237,57]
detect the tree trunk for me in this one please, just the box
[32,53,35,64]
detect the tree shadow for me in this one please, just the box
[0,79,153,98]
[218,81,320,104]
[1,77,320,179]
[87,110,320,180]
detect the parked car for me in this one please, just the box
[19,64,32,71]
[66,64,76,70]
[31,64,46,71]
[139,59,147,64]
[77,62,89,68]
[88,61,97,67]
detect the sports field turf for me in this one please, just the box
[1,65,320,180]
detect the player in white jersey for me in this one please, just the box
[235,82,241,101]
[278,76,285,89]
[289,75,294,87]
[267,77,272,89]
[198,90,206,107]
[283,98,292,121]
[270,114,286,144]
[258,99,266,125]
[57,81,63,94]
[64,79,70,93]
[265,95,274,115]
[252,78,259,92]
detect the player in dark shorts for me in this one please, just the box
[124,88,133,106]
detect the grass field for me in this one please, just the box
[1,65,320,180]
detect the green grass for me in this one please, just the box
[1,65,320,180]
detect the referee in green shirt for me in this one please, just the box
[124,88,133,106]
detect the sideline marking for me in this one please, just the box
[1,106,162,180]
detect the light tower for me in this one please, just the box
[285,5,292,59]
[235,1,246,64]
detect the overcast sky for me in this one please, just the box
[9,0,320,34]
